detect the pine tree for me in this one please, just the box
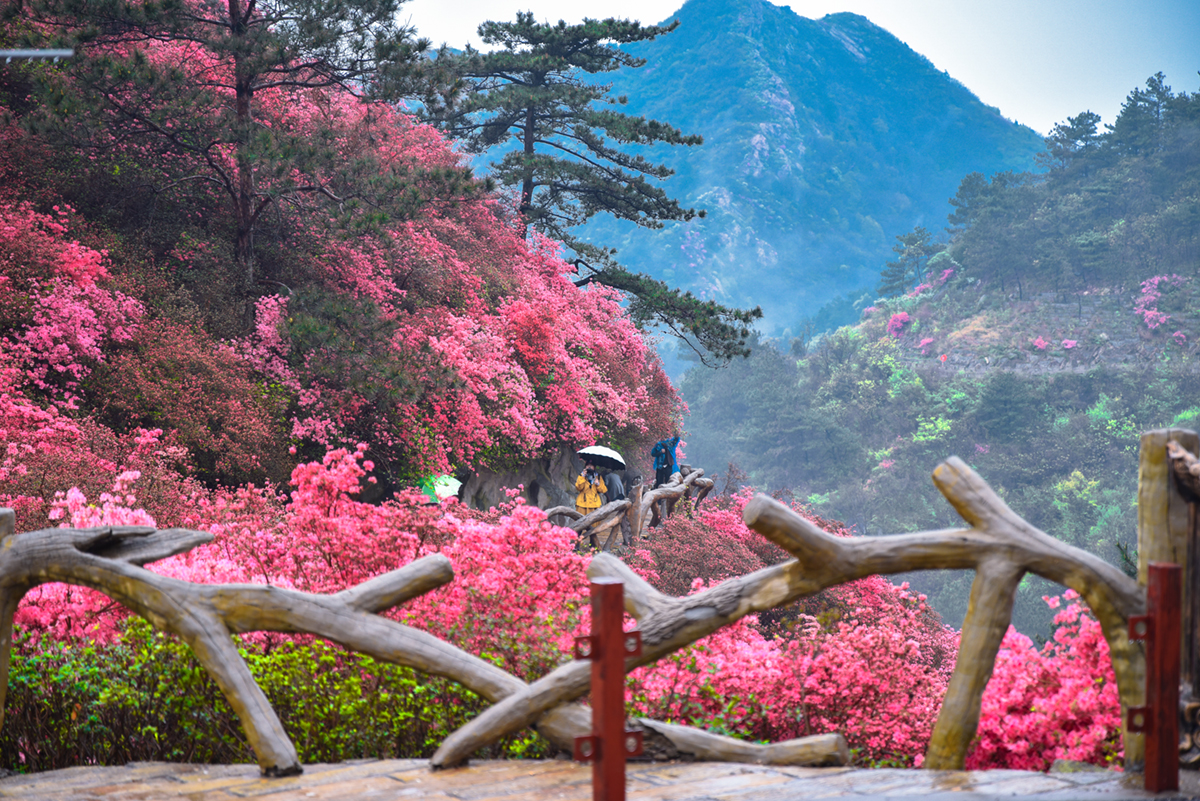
[877,226,939,298]
[12,0,471,292]
[425,13,761,364]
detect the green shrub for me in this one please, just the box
[0,619,550,772]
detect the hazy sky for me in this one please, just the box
[401,0,1200,135]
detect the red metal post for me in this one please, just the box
[573,578,643,801]
[1129,562,1181,792]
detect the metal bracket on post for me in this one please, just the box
[1128,563,1180,792]
[572,578,643,801]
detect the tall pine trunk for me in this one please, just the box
[519,104,535,221]
[229,0,256,293]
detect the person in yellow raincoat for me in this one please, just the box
[574,461,607,516]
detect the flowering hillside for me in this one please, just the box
[0,77,680,529]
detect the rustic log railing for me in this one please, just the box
[546,467,716,551]
[0,501,845,777]
[0,434,1190,780]
[436,455,1149,772]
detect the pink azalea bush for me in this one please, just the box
[887,312,911,338]
[1134,274,1188,330]
[627,490,959,765]
[967,591,1122,770]
[14,445,590,677]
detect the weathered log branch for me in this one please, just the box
[748,456,1146,770]
[430,542,851,767]
[639,468,707,536]
[1168,439,1200,502]
[638,720,847,766]
[543,506,582,525]
[544,501,629,546]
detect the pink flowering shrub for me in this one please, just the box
[1032,336,1048,350]
[10,444,589,679]
[176,446,589,679]
[2,45,681,489]
[1062,339,1078,349]
[1174,331,1188,346]
[968,591,1122,770]
[887,312,910,338]
[17,463,168,642]
[0,201,142,405]
[627,491,959,765]
[221,195,681,479]
[917,337,935,355]
[1133,274,1188,330]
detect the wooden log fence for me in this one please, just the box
[0,432,1191,783]
[544,467,714,552]
[0,501,844,778]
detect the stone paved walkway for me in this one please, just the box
[1,759,1198,800]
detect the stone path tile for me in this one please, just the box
[1,759,1198,800]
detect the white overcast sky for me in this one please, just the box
[401,0,1200,135]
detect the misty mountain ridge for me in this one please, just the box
[576,0,1045,341]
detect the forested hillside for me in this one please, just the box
[0,5,684,529]
[681,72,1200,635]
[581,0,1046,336]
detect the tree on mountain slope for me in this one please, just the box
[424,13,762,364]
[876,226,942,298]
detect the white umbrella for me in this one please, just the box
[432,475,462,500]
[576,446,626,471]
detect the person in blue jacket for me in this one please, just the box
[651,435,681,488]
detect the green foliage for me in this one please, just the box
[427,13,702,239]
[951,72,1200,295]
[681,335,1187,638]
[974,372,1042,442]
[581,263,762,363]
[0,620,549,772]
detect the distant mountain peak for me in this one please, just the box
[820,19,870,62]
[579,0,1045,342]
